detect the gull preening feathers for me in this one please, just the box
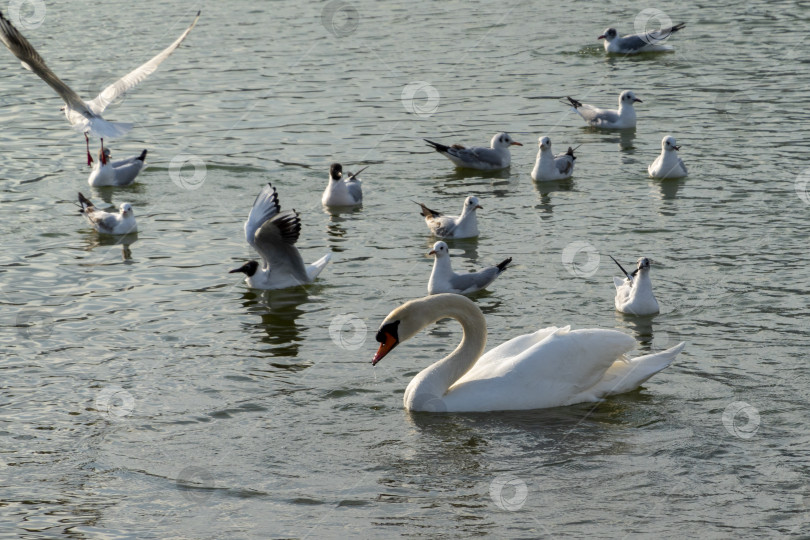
[611,256,660,315]
[0,9,200,164]
[648,136,688,178]
[599,23,686,54]
[415,196,482,239]
[566,91,641,129]
[427,241,512,295]
[531,136,576,181]
[78,193,137,235]
[88,148,147,187]
[321,163,366,207]
[230,183,331,290]
[424,132,522,171]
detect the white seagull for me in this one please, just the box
[321,163,366,206]
[611,256,660,315]
[427,241,511,295]
[78,193,137,235]
[599,23,686,54]
[566,91,641,129]
[648,136,688,178]
[415,196,482,239]
[424,132,522,171]
[0,10,200,165]
[88,148,147,187]
[531,136,577,181]
[230,183,331,290]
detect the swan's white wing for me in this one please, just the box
[87,11,200,115]
[0,10,92,118]
[253,211,309,283]
[244,183,281,250]
[445,328,636,411]
[585,342,685,397]
[461,326,562,379]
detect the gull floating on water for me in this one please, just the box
[424,132,522,171]
[415,196,481,239]
[230,183,331,290]
[566,91,641,129]
[322,163,366,206]
[427,241,511,295]
[611,256,659,315]
[648,136,688,178]
[0,10,200,164]
[88,148,147,187]
[531,136,576,181]
[78,193,137,235]
[599,23,686,54]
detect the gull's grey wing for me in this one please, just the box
[0,10,92,117]
[244,183,281,249]
[554,154,574,175]
[87,210,119,233]
[678,157,687,174]
[615,34,650,51]
[253,210,309,283]
[111,160,145,185]
[87,11,200,115]
[578,104,619,125]
[468,147,504,166]
[429,216,457,237]
[449,267,499,293]
[346,179,362,203]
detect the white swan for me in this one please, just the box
[372,294,684,412]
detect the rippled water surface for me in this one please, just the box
[2,0,810,537]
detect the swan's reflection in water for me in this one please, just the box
[237,286,313,358]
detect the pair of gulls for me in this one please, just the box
[425,91,687,179]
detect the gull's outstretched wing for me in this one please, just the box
[87,11,200,115]
[253,211,309,283]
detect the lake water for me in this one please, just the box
[2,0,809,537]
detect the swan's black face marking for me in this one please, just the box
[330,163,343,180]
[373,320,400,365]
[229,260,259,277]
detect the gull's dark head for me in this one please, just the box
[598,28,617,41]
[330,163,343,181]
[229,260,259,277]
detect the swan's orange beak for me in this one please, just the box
[372,332,398,366]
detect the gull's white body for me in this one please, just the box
[321,163,363,206]
[531,137,575,181]
[648,136,688,178]
[568,91,640,129]
[88,149,147,187]
[233,183,331,290]
[614,275,659,316]
[374,295,685,412]
[427,242,510,295]
[78,193,137,235]
[424,132,522,171]
[417,196,481,239]
[0,10,200,139]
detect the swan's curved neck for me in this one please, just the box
[404,295,487,409]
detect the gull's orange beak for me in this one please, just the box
[597,34,606,40]
[510,141,523,146]
[372,332,398,366]
[428,250,437,256]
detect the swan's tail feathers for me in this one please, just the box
[306,253,332,282]
[496,257,512,273]
[602,342,685,396]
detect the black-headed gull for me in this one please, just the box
[321,163,366,206]
[424,132,522,171]
[610,256,659,315]
[648,136,688,179]
[78,193,137,235]
[531,137,576,181]
[230,183,331,290]
[566,91,641,129]
[88,148,147,187]
[427,241,511,295]
[599,23,685,54]
[0,10,200,165]
[415,196,481,239]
